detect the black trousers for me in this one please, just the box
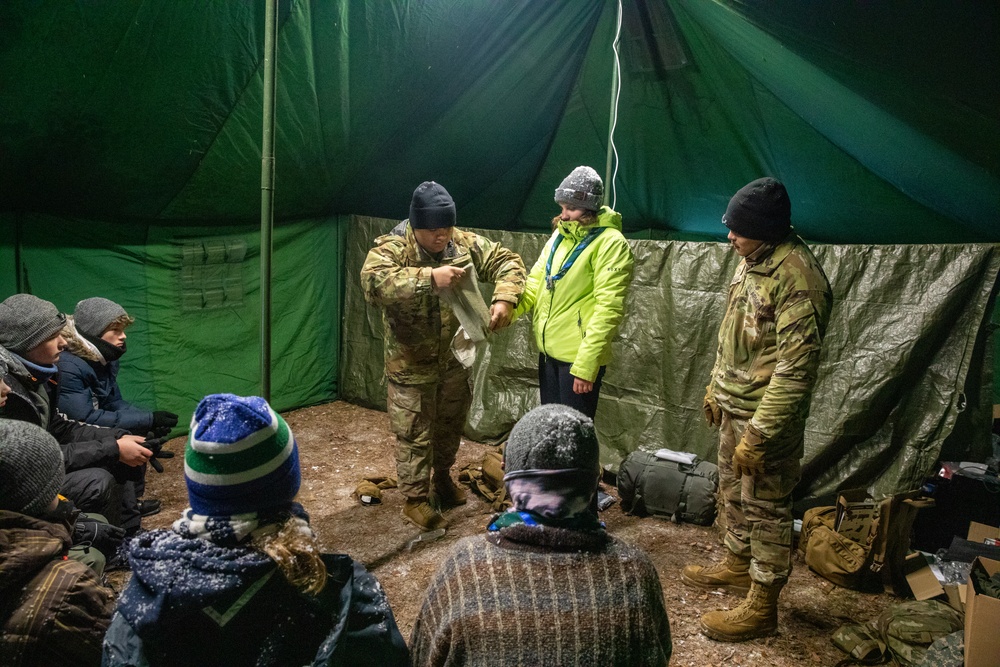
[61,468,118,525]
[537,354,606,421]
[61,467,140,532]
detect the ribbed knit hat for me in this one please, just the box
[0,294,66,355]
[505,404,600,474]
[409,181,457,230]
[722,177,791,242]
[554,166,604,212]
[74,297,130,338]
[184,394,301,517]
[0,420,65,517]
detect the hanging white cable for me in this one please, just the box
[604,0,624,211]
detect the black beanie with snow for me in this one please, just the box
[504,404,600,474]
[501,404,601,523]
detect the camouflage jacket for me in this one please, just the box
[709,234,832,446]
[360,221,526,384]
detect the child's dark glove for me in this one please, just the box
[74,517,126,558]
[143,436,175,473]
[152,410,179,430]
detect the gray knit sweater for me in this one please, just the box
[409,526,672,666]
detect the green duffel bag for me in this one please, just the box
[617,449,719,525]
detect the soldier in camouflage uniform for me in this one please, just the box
[360,181,526,531]
[681,177,833,642]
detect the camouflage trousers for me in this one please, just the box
[718,412,801,586]
[387,368,472,501]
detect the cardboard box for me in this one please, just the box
[903,551,945,601]
[968,521,1000,545]
[965,556,1000,667]
[835,488,878,542]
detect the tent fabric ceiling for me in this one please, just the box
[1,0,996,241]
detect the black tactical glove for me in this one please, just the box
[143,435,175,473]
[74,515,126,559]
[151,410,179,437]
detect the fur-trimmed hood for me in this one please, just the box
[61,316,104,363]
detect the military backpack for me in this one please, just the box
[617,449,718,525]
[458,448,510,511]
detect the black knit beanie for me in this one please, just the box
[722,177,791,242]
[409,181,456,230]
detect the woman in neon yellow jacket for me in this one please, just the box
[514,166,634,420]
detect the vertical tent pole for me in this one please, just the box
[604,0,623,205]
[260,0,278,401]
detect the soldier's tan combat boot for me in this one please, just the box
[402,499,448,531]
[681,550,751,595]
[699,581,782,642]
[430,469,467,509]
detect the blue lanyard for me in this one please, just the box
[544,227,605,291]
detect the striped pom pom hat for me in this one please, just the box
[184,393,301,516]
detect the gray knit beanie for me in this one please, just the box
[505,404,600,473]
[0,420,65,517]
[722,177,791,242]
[554,166,604,212]
[0,294,66,355]
[74,297,129,337]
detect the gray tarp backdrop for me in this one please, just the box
[343,217,999,504]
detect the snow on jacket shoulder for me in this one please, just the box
[410,530,671,667]
[102,529,409,667]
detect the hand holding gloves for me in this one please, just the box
[143,435,175,473]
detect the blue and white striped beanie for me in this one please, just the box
[185,393,300,517]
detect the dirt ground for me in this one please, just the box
[120,400,898,666]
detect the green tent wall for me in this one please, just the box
[2,1,998,501]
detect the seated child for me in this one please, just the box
[0,294,154,532]
[102,393,410,667]
[0,419,116,666]
[409,403,673,667]
[58,297,178,437]
[1,347,124,573]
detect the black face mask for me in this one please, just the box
[39,496,80,532]
[82,332,126,363]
